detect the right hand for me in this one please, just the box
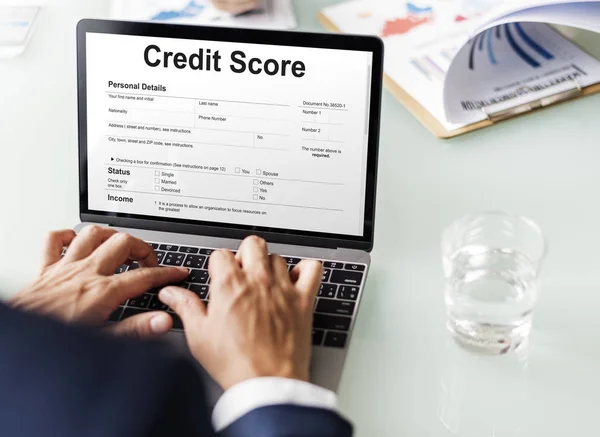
[159,236,323,390]
[212,0,258,15]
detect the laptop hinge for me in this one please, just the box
[82,217,369,252]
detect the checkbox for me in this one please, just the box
[235,167,240,173]
[154,178,160,184]
[154,186,160,191]
[256,169,261,175]
[253,187,258,192]
[253,195,258,200]
[155,171,160,176]
[253,179,258,185]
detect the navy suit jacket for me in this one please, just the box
[0,304,353,437]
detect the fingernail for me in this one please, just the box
[159,287,175,302]
[178,267,190,275]
[150,313,171,334]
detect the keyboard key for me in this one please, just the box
[324,331,348,348]
[323,261,344,269]
[330,269,363,286]
[129,262,140,270]
[312,329,325,346]
[322,269,331,283]
[127,293,152,309]
[189,284,209,299]
[121,307,150,320]
[313,314,351,331]
[159,244,179,252]
[284,257,301,265]
[344,263,366,272]
[115,265,128,274]
[109,307,124,322]
[163,253,185,266]
[154,251,166,264]
[148,243,159,249]
[148,295,169,311]
[319,283,337,298]
[199,248,215,255]
[337,286,359,301]
[188,269,209,284]
[316,299,355,316]
[183,255,206,269]
[170,314,184,330]
[179,246,199,254]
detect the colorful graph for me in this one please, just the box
[151,0,205,21]
[382,15,431,37]
[454,0,500,24]
[468,23,554,70]
[406,2,433,15]
[381,1,434,37]
[411,47,457,81]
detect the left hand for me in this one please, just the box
[9,226,189,338]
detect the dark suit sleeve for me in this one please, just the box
[220,405,353,437]
[0,303,214,437]
[0,303,353,437]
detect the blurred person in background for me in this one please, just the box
[212,0,259,15]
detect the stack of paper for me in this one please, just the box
[0,0,45,58]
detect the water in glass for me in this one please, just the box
[444,245,538,354]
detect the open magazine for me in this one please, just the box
[321,0,600,137]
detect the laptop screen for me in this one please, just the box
[84,31,374,238]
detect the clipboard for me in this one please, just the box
[319,12,600,139]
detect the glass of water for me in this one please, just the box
[442,212,547,354]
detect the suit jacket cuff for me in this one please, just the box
[212,377,338,431]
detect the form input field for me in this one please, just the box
[106,93,194,112]
[195,113,291,136]
[108,106,195,128]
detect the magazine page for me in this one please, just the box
[444,20,600,125]
[109,0,296,30]
[472,0,600,36]
[321,0,505,132]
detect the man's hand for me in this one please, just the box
[159,236,323,390]
[212,0,258,15]
[10,226,189,338]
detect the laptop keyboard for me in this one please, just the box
[109,242,366,349]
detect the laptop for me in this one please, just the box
[76,19,383,401]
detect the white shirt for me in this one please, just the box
[212,377,338,431]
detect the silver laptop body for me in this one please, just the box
[76,19,383,404]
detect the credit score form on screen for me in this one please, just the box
[86,33,373,236]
